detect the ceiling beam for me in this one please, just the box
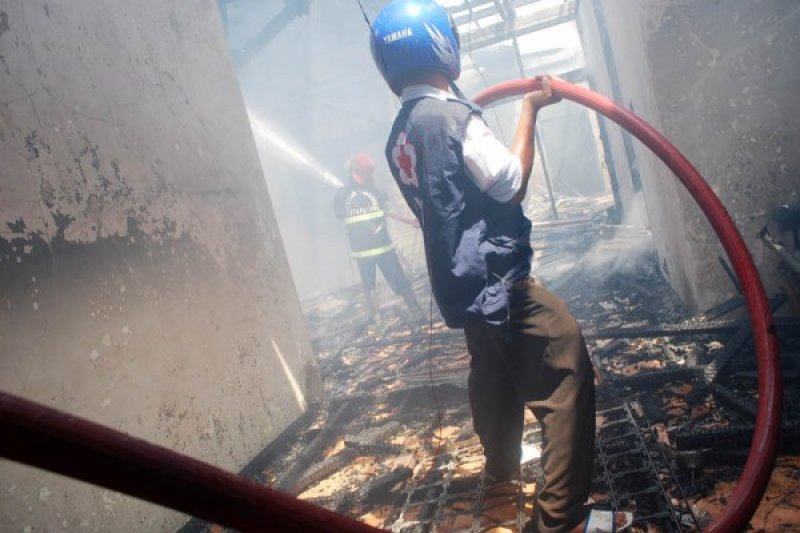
[457,0,576,52]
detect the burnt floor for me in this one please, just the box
[181,200,800,533]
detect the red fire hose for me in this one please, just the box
[0,391,380,532]
[474,78,782,533]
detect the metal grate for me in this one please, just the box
[594,400,699,532]
[386,440,531,533]
[377,398,699,532]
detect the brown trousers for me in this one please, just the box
[464,277,595,533]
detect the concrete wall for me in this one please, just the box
[0,1,322,531]
[578,0,800,312]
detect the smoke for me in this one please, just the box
[536,193,656,292]
[577,193,655,275]
[246,110,343,189]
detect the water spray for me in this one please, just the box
[247,110,343,189]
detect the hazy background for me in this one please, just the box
[219,0,622,302]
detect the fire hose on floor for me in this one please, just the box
[0,79,782,532]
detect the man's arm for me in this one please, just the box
[461,75,561,205]
[386,211,420,228]
[378,186,420,227]
[508,75,561,204]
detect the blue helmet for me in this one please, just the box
[370,0,461,95]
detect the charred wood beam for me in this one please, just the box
[238,404,322,482]
[275,400,356,492]
[702,328,752,384]
[674,421,800,451]
[307,491,356,513]
[701,294,746,321]
[710,382,757,419]
[584,314,798,340]
[700,449,750,466]
[345,421,403,454]
[586,319,745,339]
[608,465,651,480]
[704,294,786,383]
[615,484,660,503]
[606,367,703,391]
[594,296,784,409]
[359,467,414,505]
[595,338,627,358]
[591,339,628,386]
[290,448,359,495]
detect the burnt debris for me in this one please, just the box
[183,199,800,532]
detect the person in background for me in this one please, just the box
[334,152,424,325]
[369,1,632,532]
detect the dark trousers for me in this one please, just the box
[356,250,412,294]
[464,277,595,533]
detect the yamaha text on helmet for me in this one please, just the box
[370,0,461,95]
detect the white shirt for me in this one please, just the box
[400,85,522,203]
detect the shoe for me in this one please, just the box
[484,468,518,485]
[524,509,633,533]
[583,509,633,532]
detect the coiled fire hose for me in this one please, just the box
[473,78,782,533]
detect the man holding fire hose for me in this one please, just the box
[368,1,633,531]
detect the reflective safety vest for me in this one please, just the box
[336,185,395,259]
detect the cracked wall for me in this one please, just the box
[579,0,800,312]
[0,1,322,531]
